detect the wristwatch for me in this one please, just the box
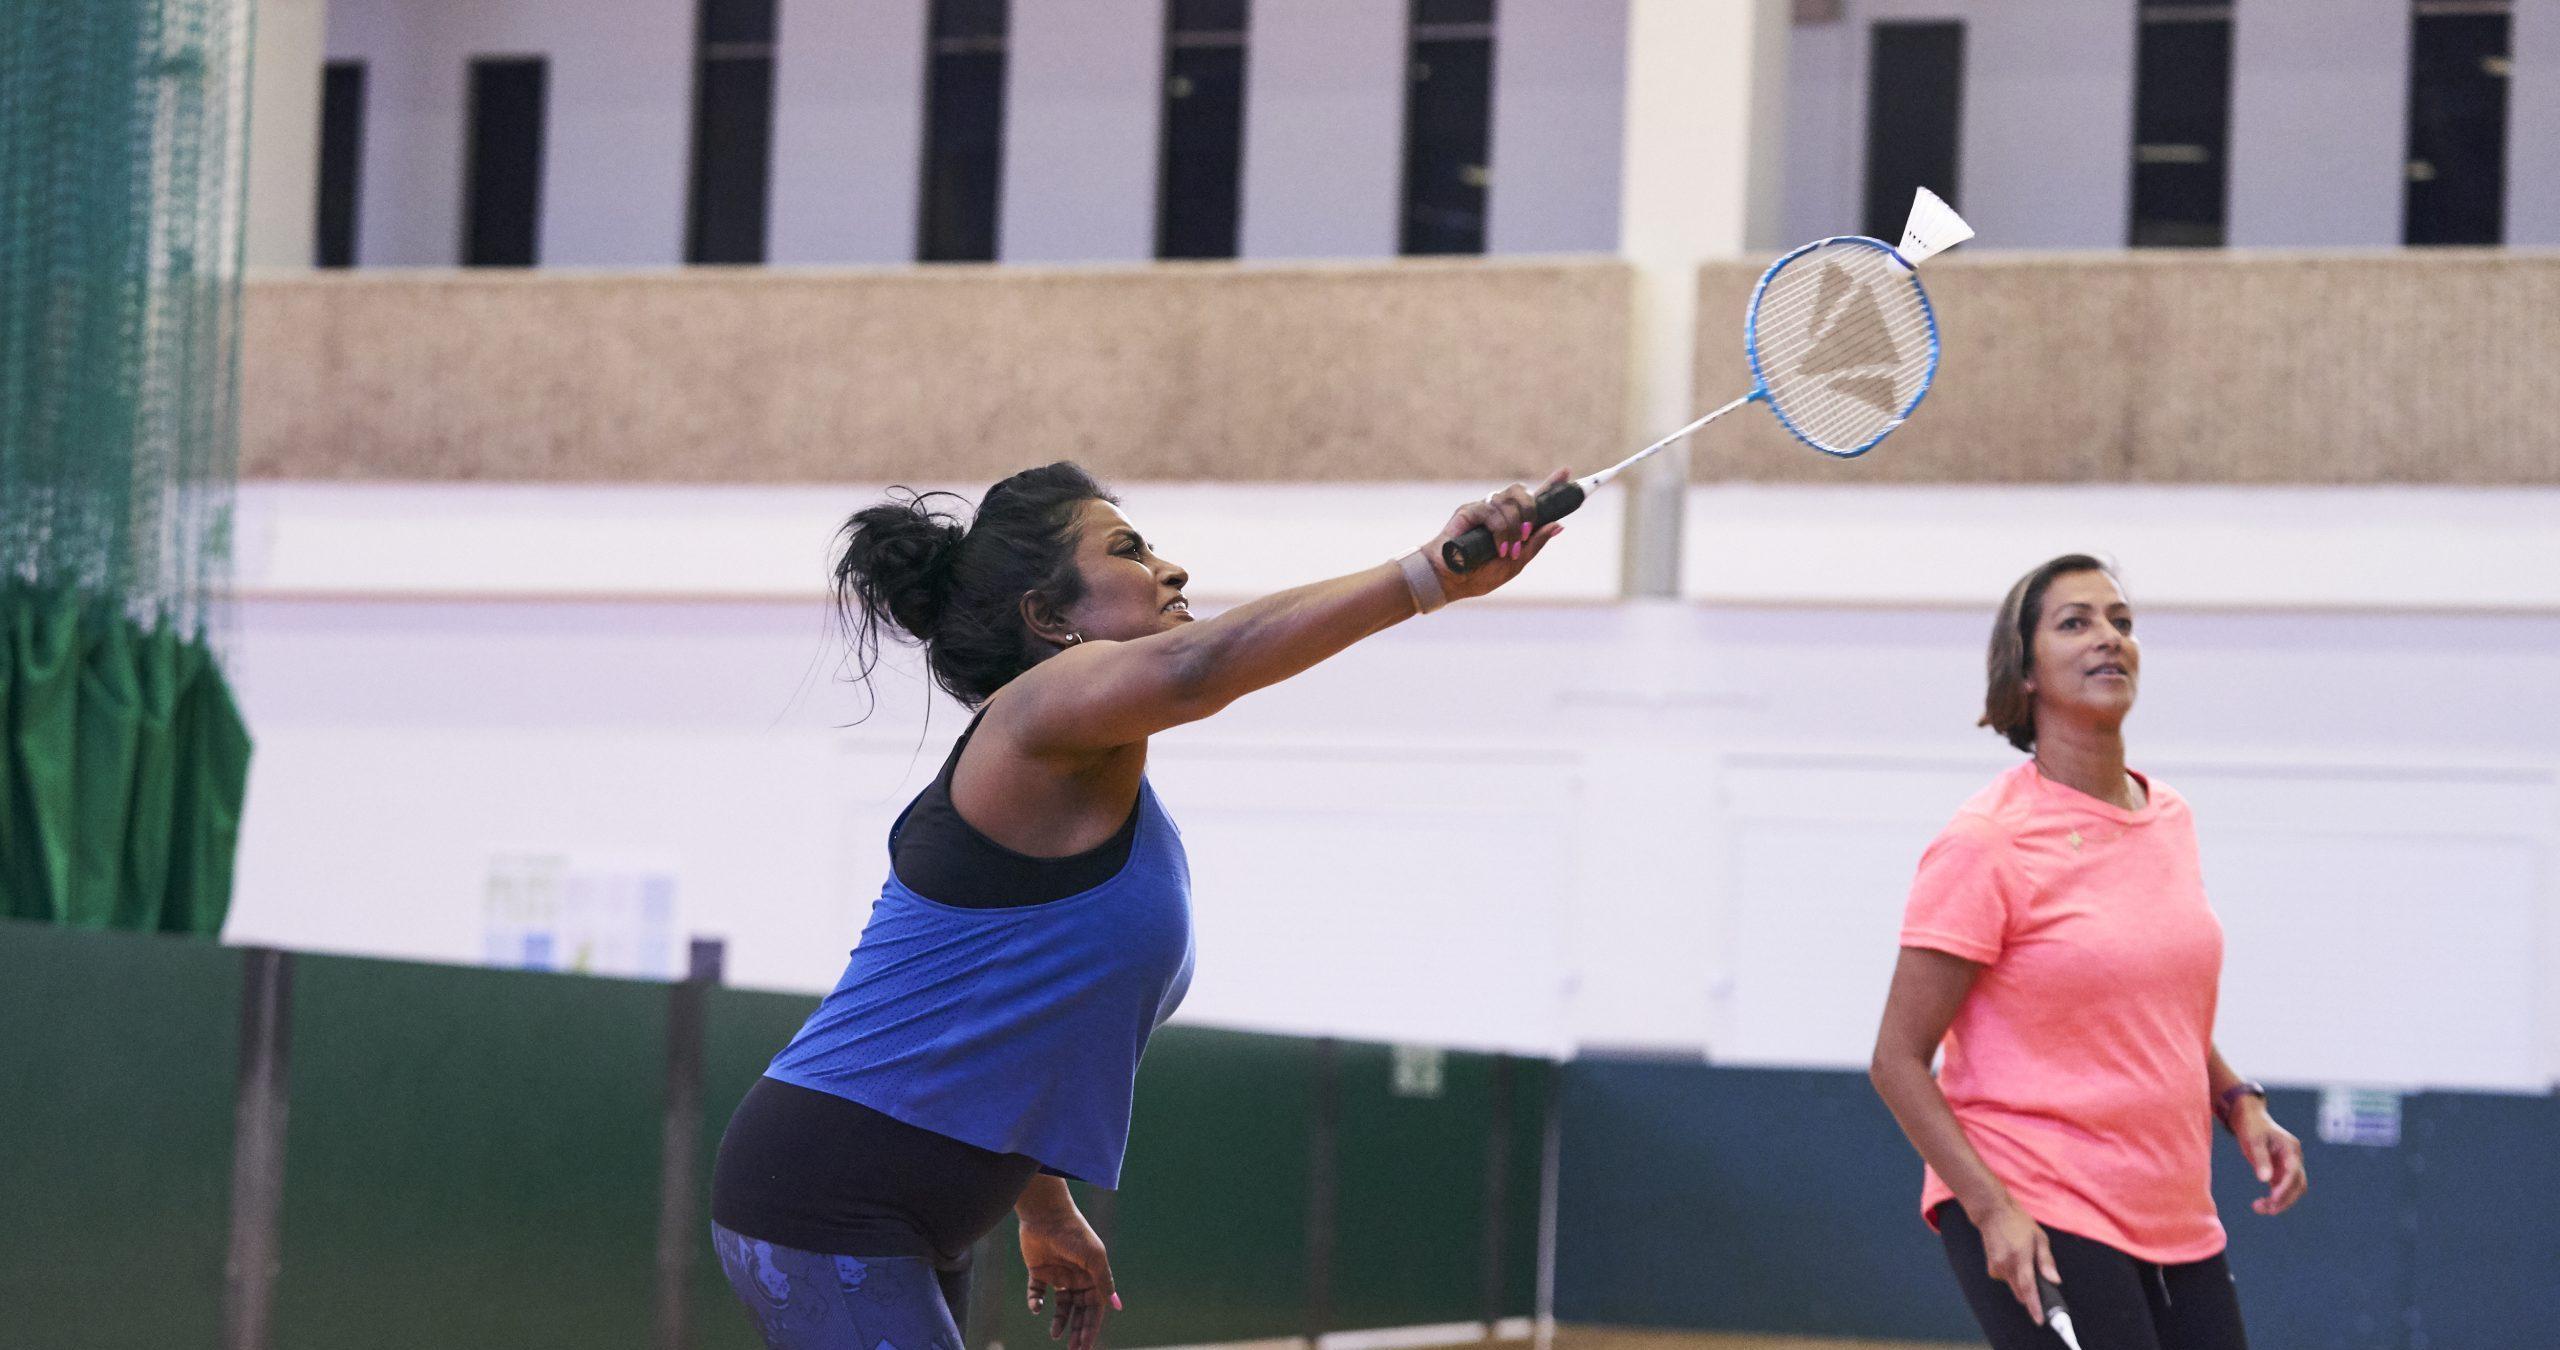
[2216,1080,2268,1128]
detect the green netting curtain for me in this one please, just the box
[0,0,253,931]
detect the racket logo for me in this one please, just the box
[1794,262,1906,417]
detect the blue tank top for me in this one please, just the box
[763,775,1195,1188]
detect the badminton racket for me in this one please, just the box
[2038,1273,2084,1350]
[1445,188,1971,573]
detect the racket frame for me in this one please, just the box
[1744,234,1942,459]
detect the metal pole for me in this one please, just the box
[654,938,724,1350]
[1305,1038,1340,1346]
[1480,1057,1516,1337]
[1533,1068,1562,1350]
[223,947,295,1350]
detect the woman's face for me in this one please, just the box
[1053,499,1191,644]
[2026,569,2139,733]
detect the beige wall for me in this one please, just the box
[241,261,1632,484]
[243,252,2560,485]
[1693,250,2560,483]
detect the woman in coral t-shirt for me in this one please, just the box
[1870,556,2308,1350]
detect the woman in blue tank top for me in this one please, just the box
[711,462,1567,1350]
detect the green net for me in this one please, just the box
[0,0,252,933]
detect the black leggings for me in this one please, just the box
[1934,1203,2248,1350]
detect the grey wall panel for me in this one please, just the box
[2404,1091,2560,1347]
[2510,0,2560,246]
[1559,1066,2535,1349]
[1239,0,1408,260]
[2228,0,2408,247]
[1554,1060,1980,1340]
[1785,1,2454,251]
[327,0,694,267]
[2204,1089,2403,1350]
[1781,12,1863,244]
[1781,1,2133,250]
[1000,0,1163,262]
[327,3,456,267]
[541,5,695,265]
[771,0,930,265]
[1486,0,1629,255]
[1959,1,2135,248]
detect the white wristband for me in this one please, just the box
[1397,550,1448,615]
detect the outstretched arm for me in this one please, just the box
[1002,474,1568,755]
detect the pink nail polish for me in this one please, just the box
[1111,1294,1124,1311]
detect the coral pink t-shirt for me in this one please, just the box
[1900,760,2227,1263]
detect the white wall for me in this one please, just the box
[1001,0,1163,263]
[326,0,694,267]
[247,0,327,270]
[2511,0,2560,247]
[321,0,1642,267]
[1778,0,2560,250]
[1781,10,1863,252]
[1956,2,2134,249]
[1689,615,2560,1094]
[2228,0,2409,248]
[308,0,2560,266]
[1486,0,1629,256]
[769,0,929,265]
[220,482,2560,1091]
[1237,0,1408,260]
[1782,1,2135,249]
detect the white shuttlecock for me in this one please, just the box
[1897,186,1974,264]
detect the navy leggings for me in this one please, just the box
[1935,1203,2248,1350]
[713,1222,972,1350]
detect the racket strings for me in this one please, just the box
[1758,282,1930,439]
[1753,248,1934,369]
[1759,302,1930,443]
[1749,242,1935,455]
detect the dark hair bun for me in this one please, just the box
[832,463,1117,716]
[835,491,968,641]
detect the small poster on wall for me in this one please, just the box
[483,851,681,980]
[2317,1086,2404,1147]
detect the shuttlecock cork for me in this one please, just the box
[1898,186,1974,264]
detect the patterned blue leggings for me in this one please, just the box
[713,1222,972,1350]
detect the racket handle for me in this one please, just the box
[1441,481,1586,574]
[2036,1275,2082,1350]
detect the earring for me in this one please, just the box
[1063,632,1084,646]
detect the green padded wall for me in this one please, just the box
[1499,1058,1552,1319]
[0,919,239,1348]
[1332,1045,1499,1330]
[269,955,668,1350]
[1071,1025,1322,1347]
[694,1006,1333,1350]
